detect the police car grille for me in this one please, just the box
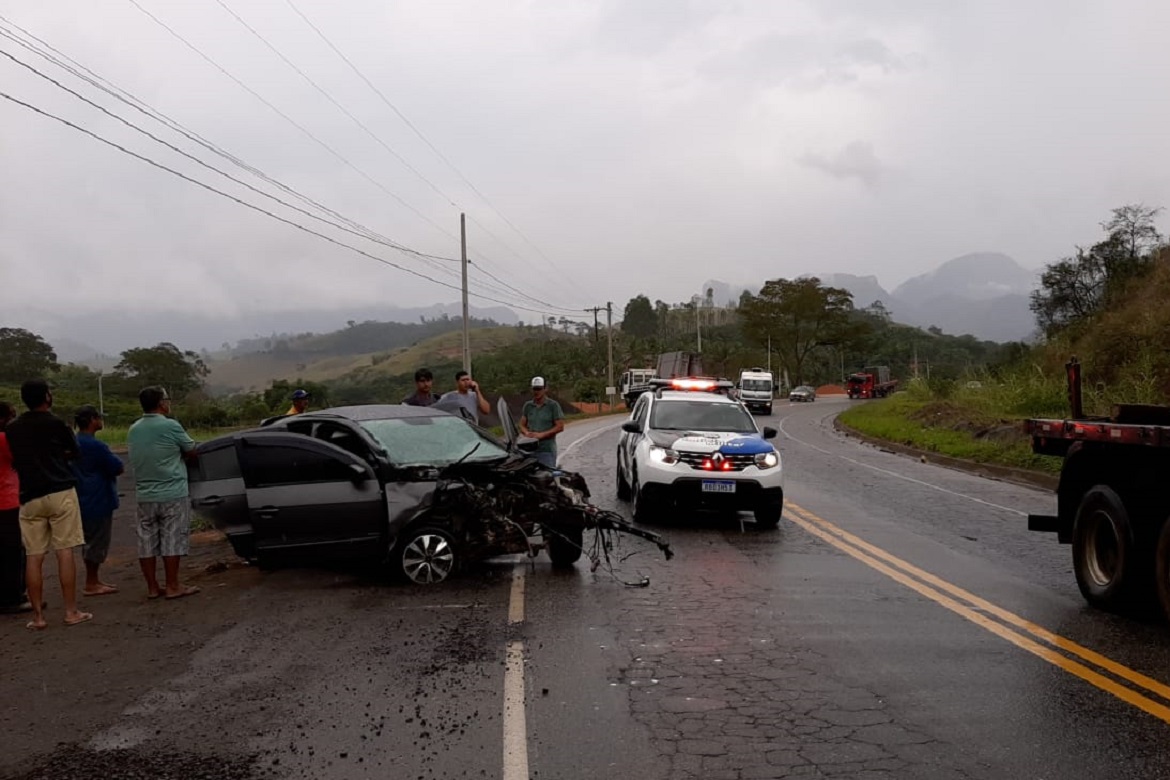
[676,452,754,471]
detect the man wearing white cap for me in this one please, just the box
[519,376,564,468]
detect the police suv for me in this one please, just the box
[615,378,784,527]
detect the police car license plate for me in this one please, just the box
[701,480,736,494]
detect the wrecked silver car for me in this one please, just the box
[187,400,671,584]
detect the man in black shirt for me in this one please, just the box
[5,379,92,630]
[401,367,441,407]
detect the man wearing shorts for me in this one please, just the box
[5,379,91,629]
[127,387,200,600]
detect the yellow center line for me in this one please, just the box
[784,505,1170,725]
[786,502,1170,704]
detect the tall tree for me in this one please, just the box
[0,328,58,383]
[114,342,209,397]
[738,277,861,384]
[622,295,658,339]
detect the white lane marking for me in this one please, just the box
[503,641,530,780]
[778,415,1028,517]
[508,566,526,625]
[560,420,623,460]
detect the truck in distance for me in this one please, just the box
[620,367,658,409]
[738,367,775,414]
[846,366,897,399]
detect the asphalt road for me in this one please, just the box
[4,398,1170,779]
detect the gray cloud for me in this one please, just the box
[799,141,886,186]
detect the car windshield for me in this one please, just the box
[793,386,814,393]
[359,415,509,466]
[741,379,772,391]
[650,400,758,433]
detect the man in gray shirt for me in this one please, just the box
[438,370,491,424]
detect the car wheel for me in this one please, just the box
[546,525,584,567]
[394,525,459,585]
[766,404,773,415]
[632,469,658,523]
[754,501,783,529]
[616,452,632,501]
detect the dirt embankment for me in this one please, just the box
[907,401,1029,446]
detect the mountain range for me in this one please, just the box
[704,252,1041,342]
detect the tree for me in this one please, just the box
[263,379,329,412]
[114,342,209,397]
[1104,204,1164,259]
[0,328,59,384]
[738,277,862,384]
[622,295,657,339]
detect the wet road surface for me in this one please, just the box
[4,399,1170,779]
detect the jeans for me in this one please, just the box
[532,451,557,468]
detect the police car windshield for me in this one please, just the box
[651,400,757,433]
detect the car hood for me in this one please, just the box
[646,430,774,455]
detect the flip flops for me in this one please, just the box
[164,585,201,601]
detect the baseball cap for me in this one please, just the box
[531,376,546,389]
[291,388,310,400]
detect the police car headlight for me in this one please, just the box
[755,451,779,469]
[649,446,679,465]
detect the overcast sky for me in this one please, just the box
[2,0,1168,328]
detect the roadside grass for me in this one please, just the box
[837,384,1064,475]
[98,424,245,449]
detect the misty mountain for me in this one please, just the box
[698,280,752,307]
[11,302,520,360]
[817,274,894,310]
[891,252,1038,302]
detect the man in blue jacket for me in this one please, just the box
[72,405,124,596]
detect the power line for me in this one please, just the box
[0,18,590,316]
[123,0,457,243]
[281,0,588,291]
[0,87,586,318]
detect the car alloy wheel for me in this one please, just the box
[399,527,457,584]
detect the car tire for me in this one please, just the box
[632,469,657,523]
[754,501,782,529]
[1072,486,1135,611]
[1156,519,1170,623]
[393,524,459,585]
[546,526,584,567]
[766,404,773,415]
[616,452,632,501]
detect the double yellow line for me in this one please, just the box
[785,502,1170,724]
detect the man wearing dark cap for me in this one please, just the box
[286,389,311,416]
[402,368,441,407]
[5,379,92,629]
[71,405,124,596]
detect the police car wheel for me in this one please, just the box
[616,454,632,501]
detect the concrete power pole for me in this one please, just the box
[606,302,615,409]
[460,213,470,373]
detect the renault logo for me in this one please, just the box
[712,452,724,463]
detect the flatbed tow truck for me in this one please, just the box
[1026,357,1170,620]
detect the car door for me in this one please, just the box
[235,432,385,558]
[188,436,251,552]
[622,396,649,478]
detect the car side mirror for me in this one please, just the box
[762,426,777,440]
[621,421,641,434]
[348,463,371,481]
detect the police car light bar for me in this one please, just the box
[650,377,735,394]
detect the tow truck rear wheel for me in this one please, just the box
[1072,486,1136,611]
[546,526,584,566]
[1155,519,1170,623]
[616,453,632,501]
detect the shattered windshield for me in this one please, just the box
[650,400,757,433]
[359,415,509,466]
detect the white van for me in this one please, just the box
[737,368,775,414]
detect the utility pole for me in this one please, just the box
[586,306,603,345]
[766,335,771,374]
[606,302,615,410]
[460,212,470,373]
[692,295,702,352]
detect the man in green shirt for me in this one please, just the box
[519,376,565,468]
[127,387,200,600]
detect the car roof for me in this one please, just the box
[305,405,453,422]
[654,391,740,404]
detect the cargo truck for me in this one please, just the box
[846,366,897,399]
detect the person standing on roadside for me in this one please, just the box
[71,405,124,597]
[0,401,32,615]
[127,387,200,601]
[5,379,92,629]
[519,376,565,468]
[438,370,491,424]
[402,368,441,407]
[285,389,311,416]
